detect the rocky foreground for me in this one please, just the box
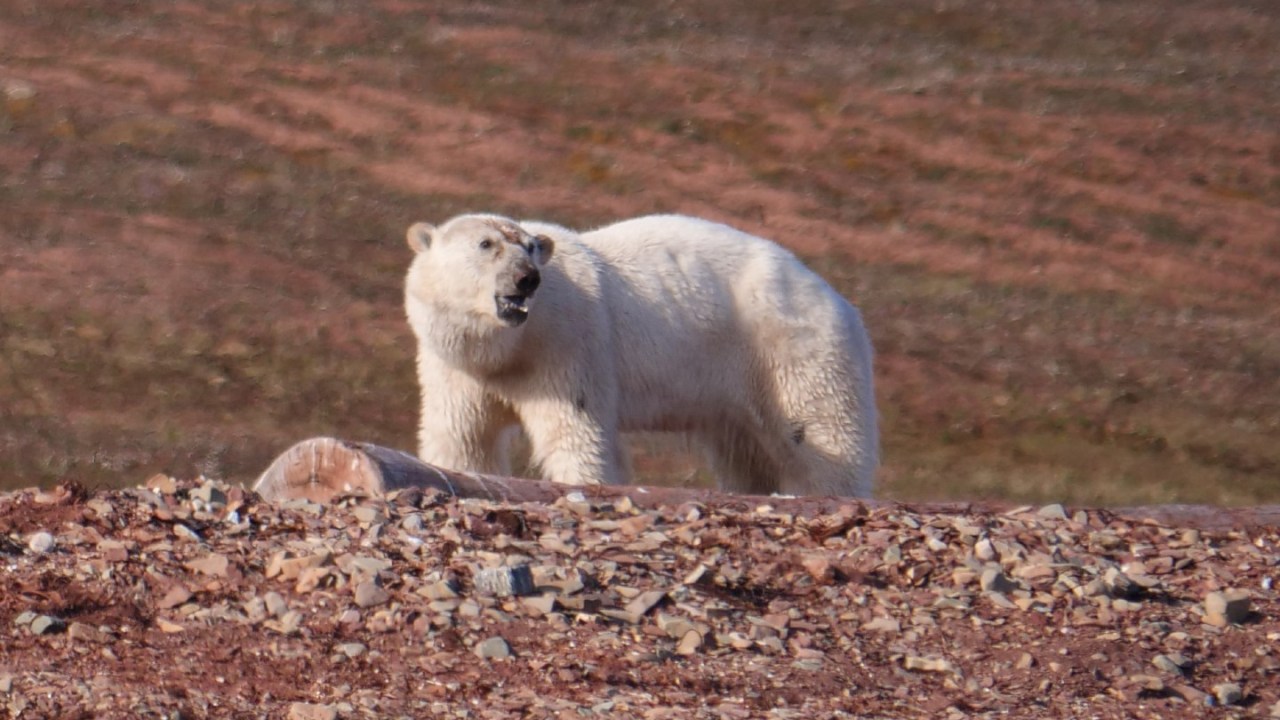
[1,479,1277,719]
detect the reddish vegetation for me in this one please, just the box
[1,1,1278,506]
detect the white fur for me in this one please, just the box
[405,213,878,496]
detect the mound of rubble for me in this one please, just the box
[1,478,1277,719]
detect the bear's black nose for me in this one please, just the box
[516,269,541,295]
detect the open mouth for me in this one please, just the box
[495,294,531,325]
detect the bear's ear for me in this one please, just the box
[531,234,555,264]
[406,222,436,253]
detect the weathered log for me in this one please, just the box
[253,437,579,505]
[253,437,1280,531]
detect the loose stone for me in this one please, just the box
[1213,682,1243,706]
[473,564,535,597]
[354,581,390,608]
[27,532,55,554]
[288,703,338,720]
[474,636,511,660]
[30,615,65,635]
[1204,590,1251,626]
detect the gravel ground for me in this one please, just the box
[2,478,1277,719]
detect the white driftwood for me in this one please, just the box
[253,437,1280,531]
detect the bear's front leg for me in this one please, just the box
[417,399,512,474]
[418,404,515,476]
[415,360,517,475]
[516,399,627,486]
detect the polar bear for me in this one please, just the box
[403,213,878,497]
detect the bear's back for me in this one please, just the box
[580,215,848,330]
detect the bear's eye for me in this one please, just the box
[478,239,495,251]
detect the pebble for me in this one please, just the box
[903,655,958,674]
[418,580,459,601]
[474,636,511,660]
[1102,567,1141,599]
[861,616,900,633]
[473,564,535,597]
[338,554,392,577]
[190,482,227,508]
[520,593,557,616]
[756,636,785,654]
[657,614,698,639]
[184,553,230,577]
[1080,578,1107,598]
[156,619,185,633]
[288,702,338,720]
[271,551,333,581]
[1169,683,1209,705]
[624,590,667,619]
[1151,653,1186,675]
[280,610,305,634]
[337,642,367,658]
[974,538,997,562]
[267,610,304,635]
[264,591,289,618]
[800,554,834,582]
[26,532,55,554]
[30,615,65,635]
[68,622,109,643]
[173,524,202,542]
[1125,674,1164,694]
[1013,564,1056,583]
[1037,503,1068,520]
[157,586,193,610]
[675,630,703,655]
[1204,589,1251,626]
[353,581,390,608]
[1213,682,1243,706]
[144,474,177,494]
[243,596,268,622]
[986,592,1018,610]
[980,568,1019,594]
[295,566,333,593]
[98,540,129,563]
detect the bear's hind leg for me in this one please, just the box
[768,360,876,497]
[772,394,875,498]
[700,423,784,496]
[774,424,870,497]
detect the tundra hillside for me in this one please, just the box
[1,1,1278,505]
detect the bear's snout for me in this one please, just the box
[516,269,541,296]
[494,267,541,326]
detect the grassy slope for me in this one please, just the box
[1,1,1277,504]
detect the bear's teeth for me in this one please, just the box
[496,295,530,321]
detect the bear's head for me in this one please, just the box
[405,214,555,329]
